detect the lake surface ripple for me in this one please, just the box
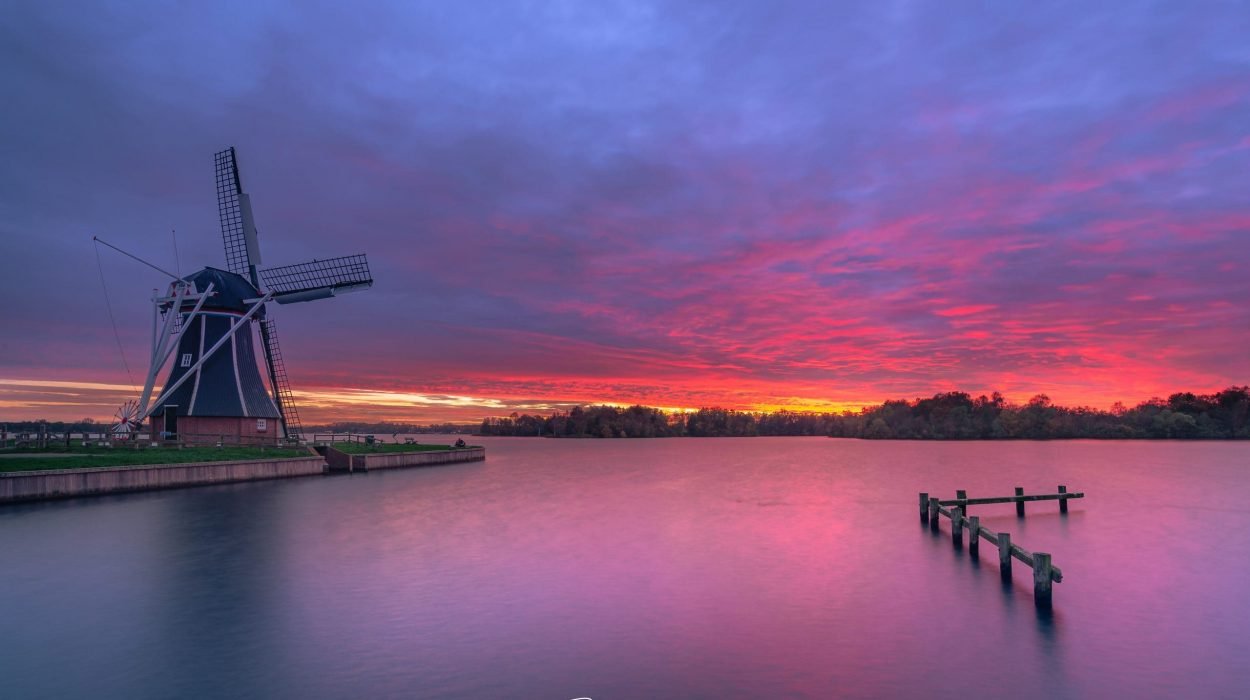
[1,438,1247,699]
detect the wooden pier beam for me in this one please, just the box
[1014,487,1025,517]
[937,493,1084,506]
[1033,552,1053,607]
[929,498,940,532]
[1058,485,1068,514]
[968,516,980,558]
[920,492,930,523]
[951,507,963,548]
[998,532,1012,580]
[956,489,968,513]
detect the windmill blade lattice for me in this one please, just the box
[215,147,260,280]
[258,318,303,440]
[260,254,373,304]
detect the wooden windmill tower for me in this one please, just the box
[122,147,372,443]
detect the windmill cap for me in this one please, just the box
[174,267,262,312]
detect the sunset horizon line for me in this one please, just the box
[3,375,1244,426]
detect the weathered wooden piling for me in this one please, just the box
[920,492,930,523]
[921,488,1071,605]
[1033,552,1053,607]
[998,532,1012,580]
[1058,485,1068,514]
[1014,486,1025,517]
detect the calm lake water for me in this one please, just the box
[1,437,1248,699]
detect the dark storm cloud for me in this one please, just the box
[1,0,1248,421]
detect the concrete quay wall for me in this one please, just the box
[0,455,327,504]
[326,446,486,472]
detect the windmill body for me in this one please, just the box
[131,147,372,444]
[147,268,280,441]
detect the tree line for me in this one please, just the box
[2,419,104,434]
[302,421,476,435]
[478,387,1250,440]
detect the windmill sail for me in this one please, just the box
[258,318,303,440]
[216,147,299,438]
[215,147,262,284]
[260,254,373,304]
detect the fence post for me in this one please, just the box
[929,498,940,532]
[1033,552,1053,607]
[919,492,929,523]
[1015,487,1025,517]
[951,507,963,548]
[956,489,968,513]
[969,516,980,558]
[1058,485,1068,514]
[998,532,1012,580]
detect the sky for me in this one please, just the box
[1,0,1248,424]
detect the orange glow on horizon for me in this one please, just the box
[3,375,1240,426]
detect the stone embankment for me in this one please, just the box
[0,447,486,503]
[323,446,486,473]
[0,455,327,503]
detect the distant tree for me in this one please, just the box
[467,388,1250,441]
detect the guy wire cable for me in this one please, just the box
[93,238,138,393]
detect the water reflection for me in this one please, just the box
[145,485,291,697]
[1,438,1248,698]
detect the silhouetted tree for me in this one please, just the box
[471,387,1250,441]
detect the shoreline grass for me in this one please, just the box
[0,446,312,473]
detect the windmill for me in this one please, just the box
[110,400,141,439]
[114,147,372,444]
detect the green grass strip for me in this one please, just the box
[0,446,312,472]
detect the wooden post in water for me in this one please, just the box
[956,489,967,513]
[1033,552,1053,607]
[951,507,963,548]
[1058,485,1068,514]
[998,532,1012,580]
[929,498,940,532]
[968,516,980,558]
[920,492,930,523]
[1015,487,1025,517]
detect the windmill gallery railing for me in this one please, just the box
[1,429,132,449]
[309,433,408,445]
[167,433,302,448]
[0,429,300,450]
[919,487,1084,607]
